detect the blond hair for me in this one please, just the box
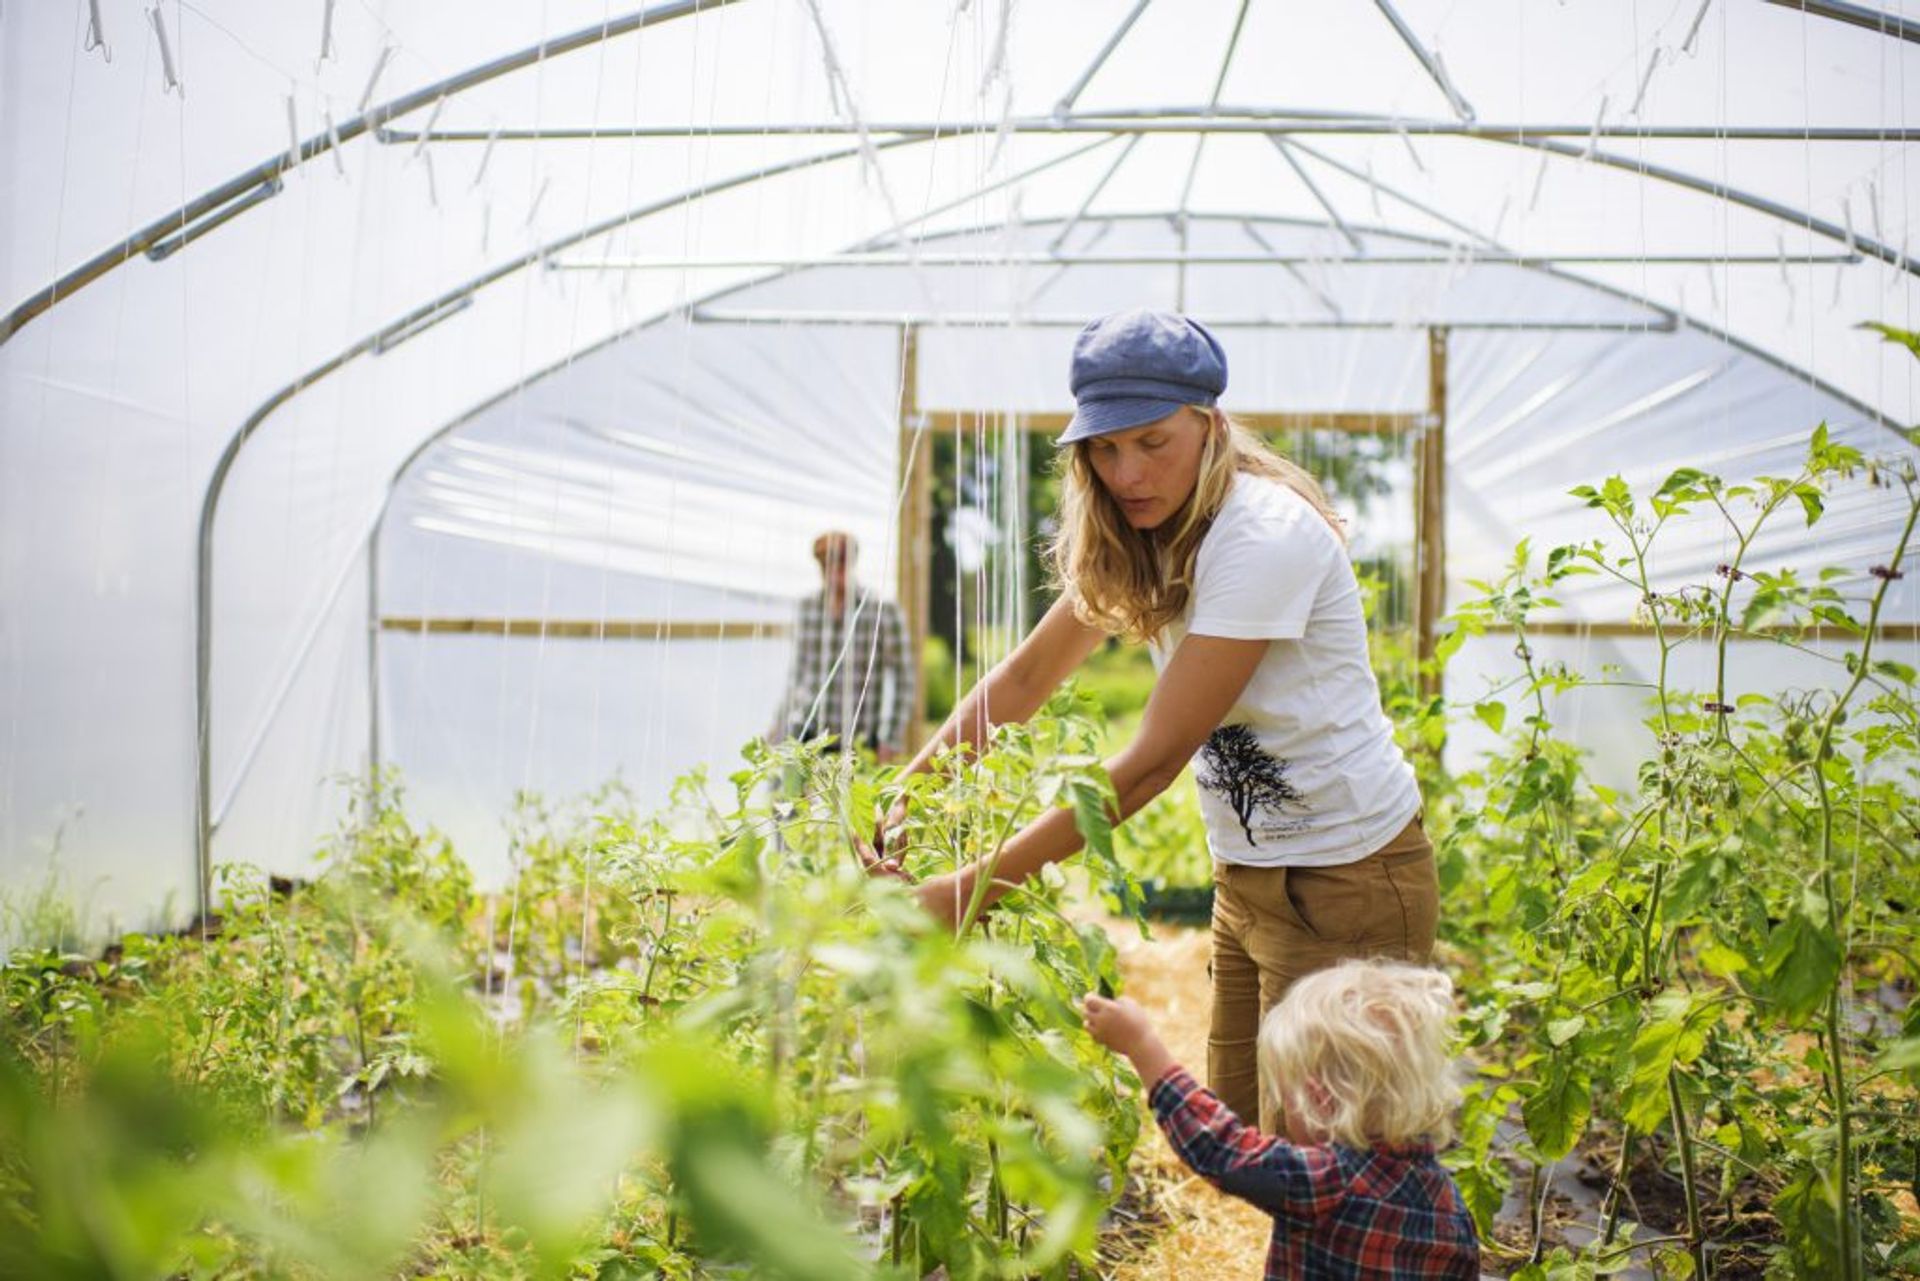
[1258,959,1460,1148]
[1049,406,1344,643]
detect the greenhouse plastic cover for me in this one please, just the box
[2,0,1916,939]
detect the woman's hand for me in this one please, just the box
[860,792,913,883]
[854,833,911,882]
[875,794,909,855]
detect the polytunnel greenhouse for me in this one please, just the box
[2,2,1917,1278]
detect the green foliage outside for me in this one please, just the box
[4,397,1920,1276]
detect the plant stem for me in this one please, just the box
[958,783,1034,936]
[1805,478,1918,1281]
[1598,1128,1635,1245]
[1666,1069,1708,1277]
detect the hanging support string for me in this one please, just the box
[471,124,502,189]
[1629,48,1663,117]
[317,0,337,69]
[1241,221,1344,321]
[1528,149,1551,211]
[284,94,302,176]
[1047,135,1140,253]
[1269,136,1365,254]
[85,0,111,62]
[1393,118,1426,172]
[323,109,346,178]
[409,96,446,164]
[357,44,394,114]
[1681,0,1714,54]
[150,5,182,97]
[1373,0,1477,121]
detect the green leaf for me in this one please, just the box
[1810,604,1863,636]
[1546,1015,1586,1048]
[1793,484,1825,527]
[1876,1035,1920,1074]
[1067,776,1115,863]
[1652,1246,1696,1279]
[1773,1161,1844,1279]
[1624,995,1718,1133]
[1857,320,1920,358]
[1762,890,1843,1024]
[1473,701,1507,735]
[1695,939,1749,979]
[1447,1158,1508,1241]
[1522,1060,1590,1161]
[1657,467,1708,497]
[1873,658,1917,685]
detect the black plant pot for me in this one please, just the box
[1137,878,1214,926]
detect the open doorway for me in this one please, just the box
[905,405,1436,736]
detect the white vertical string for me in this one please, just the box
[355,44,392,114]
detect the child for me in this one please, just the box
[1083,958,1480,1279]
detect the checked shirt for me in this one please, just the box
[1149,1067,1480,1280]
[778,588,915,753]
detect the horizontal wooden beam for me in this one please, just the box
[916,409,1428,436]
[380,617,789,641]
[1482,620,1920,642]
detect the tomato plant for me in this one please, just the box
[1435,423,1920,1279]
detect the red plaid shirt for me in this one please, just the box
[1149,1066,1480,1280]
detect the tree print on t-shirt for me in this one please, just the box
[1195,723,1306,845]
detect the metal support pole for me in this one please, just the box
[366,521,383,815]
[895,326,933,736]
[1416,328,1449,703]
[1373,0,1477,120]
[377,119,1918,142]
[1268,137,1365,253]
[551,249,1859,271]
[1,0,742,343]
[1762,0,1918,43]
[691,308,1672,332]
[1053,0,1152,117]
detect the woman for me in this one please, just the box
[873,308,1434,1131]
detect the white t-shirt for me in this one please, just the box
[1149,473,1421,867]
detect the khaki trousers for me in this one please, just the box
[1207,814,1438,1132]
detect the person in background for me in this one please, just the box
[773,530,916,763]
[1083,958,1480,1281]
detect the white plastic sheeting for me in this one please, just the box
[2,0,1916,937]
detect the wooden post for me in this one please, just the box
[1415,327,1449,702]
[895,325,933,735]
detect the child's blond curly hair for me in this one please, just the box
[1258,958,1461,1148]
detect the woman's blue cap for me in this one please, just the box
[1059,308,1228,445]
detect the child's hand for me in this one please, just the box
[1083,994,1178,1085]
[1082,993,1155,1058]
